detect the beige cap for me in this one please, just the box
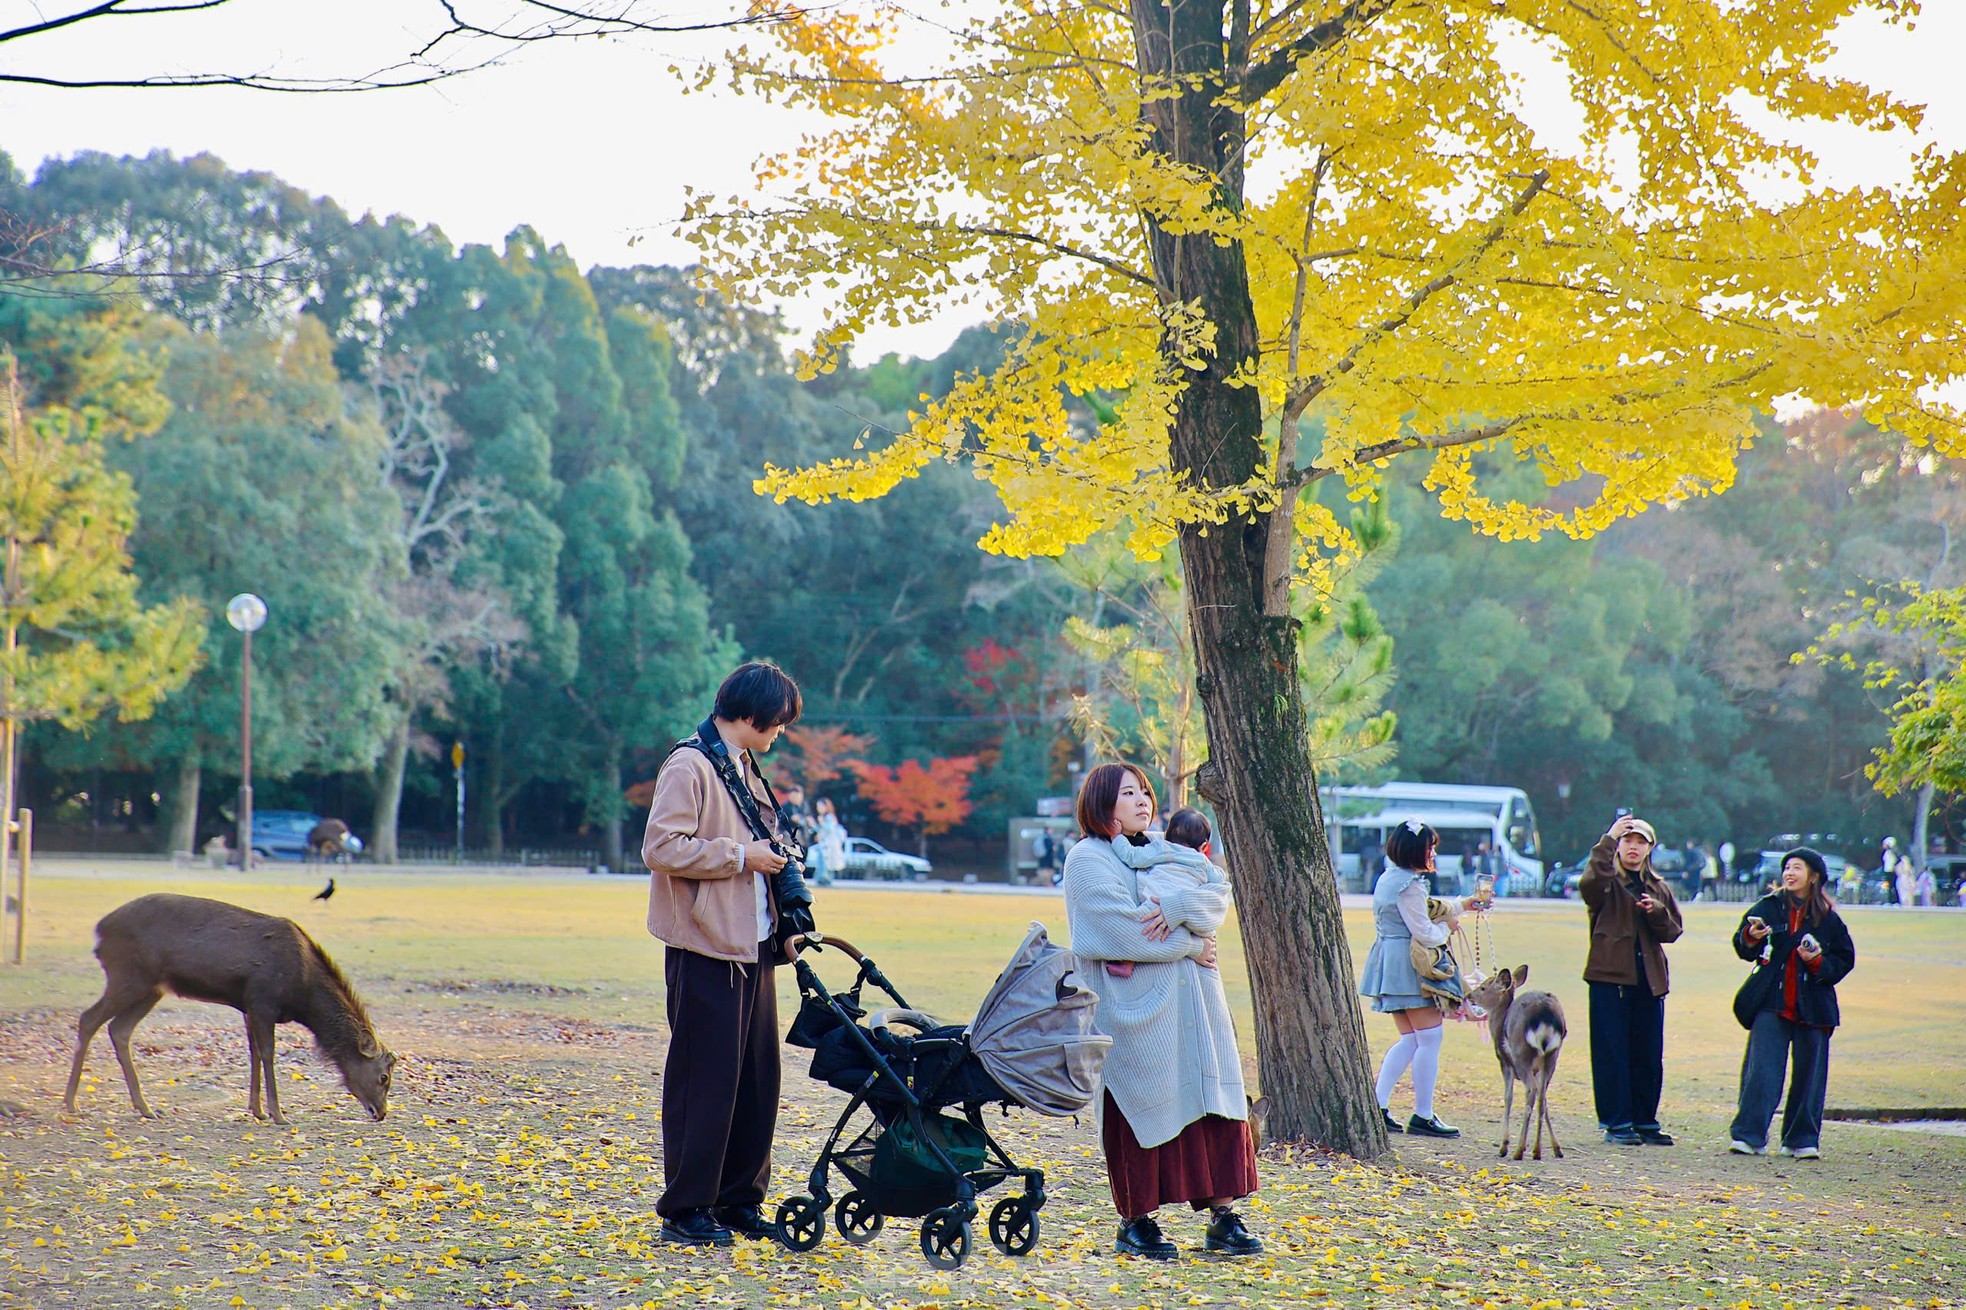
[1625,818,1657,845]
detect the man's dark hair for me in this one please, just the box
[1164,807,1211,851]
[1384,820,1438,872]
[714,660,803,729]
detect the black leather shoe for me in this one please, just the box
[1204,1208,1263,1257]
[1406,1114,1461,1139]
[1637,1128,1676,1146]
[1604,1128,1644,1146]
[1381,1107,1405,1134]
[713,1204,777,1239]
[660,1208,734,1246]
[1115,1215,1178,1260]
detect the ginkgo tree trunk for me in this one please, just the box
[686,0,1966,1155]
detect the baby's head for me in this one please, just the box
[1164,807,1211,856]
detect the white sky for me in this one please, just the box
[2,1,1962,362]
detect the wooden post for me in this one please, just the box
[10,807,26,965]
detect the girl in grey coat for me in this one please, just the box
[1359,819,1489,1139]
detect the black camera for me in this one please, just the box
[770,850,817,942]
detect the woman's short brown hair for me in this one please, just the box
[1077,762,1157,839]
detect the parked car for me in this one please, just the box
[249,810,326,862]
[835,837,932,881]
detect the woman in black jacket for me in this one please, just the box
[1727,847,1856,1159]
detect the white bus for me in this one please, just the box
[1320,782,1545,895]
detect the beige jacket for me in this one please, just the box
[643,744,779,963]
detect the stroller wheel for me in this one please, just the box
[920,1206,972,1270]
[988,1195,1041,1256]
[834,1191,885,1245]
[776,1195,825,1252]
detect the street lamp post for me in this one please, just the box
[451,740,465,863]
[226,594,267,870]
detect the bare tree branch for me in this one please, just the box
[1283,169,1549,425]
[0,0,783,93]
[1240,0,1398,106]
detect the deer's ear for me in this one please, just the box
[1512,964,1529,986]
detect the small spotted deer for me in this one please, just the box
[64,894,394,1124]
[1466,965,1567,1161]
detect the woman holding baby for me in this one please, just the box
[1062,762,1261,1261]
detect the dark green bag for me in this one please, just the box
[872,1112,990,1191]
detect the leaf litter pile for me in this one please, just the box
[2,991,1960,1310]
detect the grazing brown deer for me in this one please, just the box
[63,894,394,1124]
[1466,965,1567,1161]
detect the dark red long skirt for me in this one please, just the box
[1101,1090,1260,1217]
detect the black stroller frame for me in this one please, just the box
[775,935,1048,1270]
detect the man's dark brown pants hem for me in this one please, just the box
[657,937,779,1218]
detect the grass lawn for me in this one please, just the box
[2,861,1962,1310]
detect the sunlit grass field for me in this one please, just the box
[2,862,1961,1310]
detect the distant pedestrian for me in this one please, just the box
[1896,850,1918,907]
[1728,848,1855,1159]
[1916,863,1936,907]
[1580,815,1684,1147]
[812,798,846,886]
[1035,828,1060,886]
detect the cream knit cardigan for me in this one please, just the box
[1064,834,1249,1149]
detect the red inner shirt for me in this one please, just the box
[1779,901,1825,1026]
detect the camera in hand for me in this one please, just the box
[770,847,818,942]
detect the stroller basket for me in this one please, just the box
[772,924,1108,1270]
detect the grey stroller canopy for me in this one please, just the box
[967,922,1112,1116]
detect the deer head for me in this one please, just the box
[1468,964,1529,1016]
[342,1046,396,1121]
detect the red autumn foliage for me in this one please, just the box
[846,755,982,840]
[785,725,876,790]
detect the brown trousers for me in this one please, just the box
[657,938,780,1217]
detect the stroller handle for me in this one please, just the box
[865,1007,940,1033]
[787,931,867,963]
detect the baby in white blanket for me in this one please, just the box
[1106,807,1217,977]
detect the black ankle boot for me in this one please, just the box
[1115,1215,1178,1260]
[1204,1208,1263,1256]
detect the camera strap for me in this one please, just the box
[671,717,799,856]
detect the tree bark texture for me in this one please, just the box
[1129,0,1386,1157]
[371,711,410,865]
[165,753,201,855]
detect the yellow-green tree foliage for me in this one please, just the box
[684,0,1965,1152]
[694,1,1961,549]
[1,311,203,744]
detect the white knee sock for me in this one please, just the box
[1375,1032,1418,1108]
[1411,1026,1444,1118]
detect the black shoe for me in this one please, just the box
[1204,1208,1263,1257]
[660,1208,734,1247]
[1115,1215,1178,1260]
[1637,1128,1676,1146]
[713,1204,777,1239]
[1381,1107,1404,1134]
[1406,1114,1461,1139]
[1604,1128,1644,1146]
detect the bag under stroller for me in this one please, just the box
[776,922,1110,1269]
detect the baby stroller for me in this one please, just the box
[777,922,1111,1269]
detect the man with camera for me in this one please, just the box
[643,660,818,1246]
[1579,813,1685,1147]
